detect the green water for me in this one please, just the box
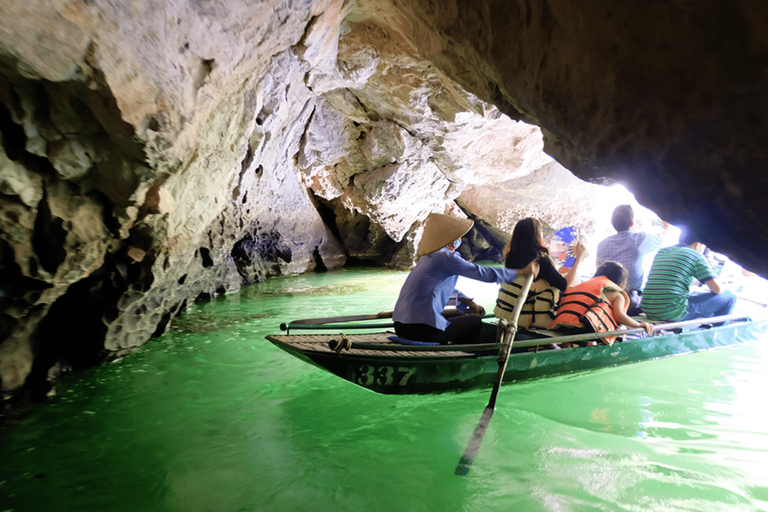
[2,268,768,512]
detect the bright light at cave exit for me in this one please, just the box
[457,183,677,304]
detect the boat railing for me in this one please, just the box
[512,311,756,349]
[278,311,761,353]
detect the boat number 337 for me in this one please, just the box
[355,365,415,387]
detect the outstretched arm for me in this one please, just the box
[704,277,722,294]
[564,241,586,288]
[458,296,486,316]
[608,291,655,335]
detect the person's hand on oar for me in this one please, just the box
[518,258,540,279]
[461,299,486,316]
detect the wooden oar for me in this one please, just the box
[281,309,492,331]
[285,310,393,327]
[455,273,535,476]
[282,322,396,332]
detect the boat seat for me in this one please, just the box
[518,328,560,338]
[386,336,440,346]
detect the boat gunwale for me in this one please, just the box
[267,312,760,359]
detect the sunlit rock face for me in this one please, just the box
[0,0,765,394]
[391,0,768,273]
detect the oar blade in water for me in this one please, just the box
[455,406,495,475]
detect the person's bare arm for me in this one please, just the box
[564,241,586,288]
[704,278,722,294]
[458,296,485,316]
[607,291,655,335]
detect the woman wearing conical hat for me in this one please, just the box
[393,213,539,345]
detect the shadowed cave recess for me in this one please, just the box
[1,0,767,400]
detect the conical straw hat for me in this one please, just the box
[417,213,474,256]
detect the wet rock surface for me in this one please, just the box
[1,0,765,394]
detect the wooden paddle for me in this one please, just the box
[280,311,393,330]
[281,308,489,331]
[295,310,393,325]
[455,273,535,476]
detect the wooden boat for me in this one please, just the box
[266,311,768,395]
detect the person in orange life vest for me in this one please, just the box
[495,218,586,329]
[548,261,655,346]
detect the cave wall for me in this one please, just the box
[0,0,569,394]
[390,0,768,272]
[1,0,766,395]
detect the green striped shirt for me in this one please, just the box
[641,245,715,321]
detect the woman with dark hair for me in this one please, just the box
[494,218,585,329]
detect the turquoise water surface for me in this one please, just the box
[2,268,768,512]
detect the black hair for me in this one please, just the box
[678,225,699,246]
[594,261,629,287]
[611,205,634,232]
[505,218,547,269]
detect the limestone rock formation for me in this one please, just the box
[391,0,768,272]
[1,0,767,396]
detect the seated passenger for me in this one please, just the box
[393,213,538,345]
[494,218,585,329]
[596,204,671,315]
[641,226,737,322]
[548,261,655,346]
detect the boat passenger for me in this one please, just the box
[393,213,539,345]
[640,226,737,322]
[494,218,585,330]
[548,261,655,346]
[596,205,671,316]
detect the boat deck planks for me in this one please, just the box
[267,332,479,357]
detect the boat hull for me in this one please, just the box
[268,319,767,394]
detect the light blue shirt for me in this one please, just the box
[393,248,519,330]
[596,230,665,290]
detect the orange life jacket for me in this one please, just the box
[547,276,629,345]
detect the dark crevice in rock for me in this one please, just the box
[256,231,291,263]
[0,102,26,161]
[295,104,316,168]
[0,100,58,179]
[199,247,214,268]
[311,192,343,243]
[195,291,211,303]
[152,310,173,338]
[293,15,319,59]
[22,253,129,401]
[232,235,257,283]
[311,247,327,272]
[346,88,380,122]
[93,190,121,238]
[343,255,373,267]
[491,83,526,122]
[0,239,53,347]
[32,192,67,275]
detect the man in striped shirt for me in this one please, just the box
[640,227,736,322]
